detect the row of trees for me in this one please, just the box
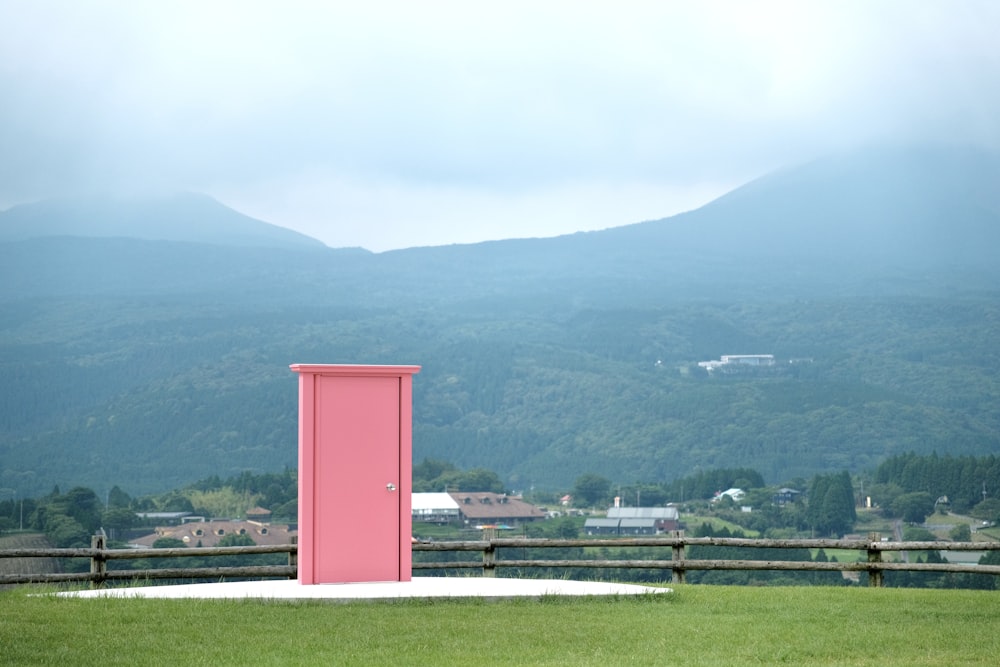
[0,462,511,549]
[412,459,504,493]
[873,452,1000,515]
[7,453,1000,557]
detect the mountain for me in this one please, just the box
[609,145,1000,265]
[1,145,998,498]
[0,192,328,250]
[373,145,1000,305]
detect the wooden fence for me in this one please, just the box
[2,533,1000,588]
[413,534,1000,587]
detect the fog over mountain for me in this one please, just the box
[3,3,998,251]
[0,192,326,250]
[1,145,998,497]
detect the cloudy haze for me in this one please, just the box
[1,1,998,251]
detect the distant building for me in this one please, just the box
[773,488,802,505]
[129,518,294,548]
[448,492,546,527]
[412,492,461,524]
[584,506,680,536]
[712,488,746,503]
[698,354,775,372]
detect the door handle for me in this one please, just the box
[386,483,396,492]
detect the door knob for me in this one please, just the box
[386,483,396,492]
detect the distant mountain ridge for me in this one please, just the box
[1,145,999,497]
[374,145,1000,302]
[0,192,328,250]
[617,145,1000,264]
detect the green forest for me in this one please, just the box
[2,285,998,498]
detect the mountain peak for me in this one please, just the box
[0,192,326,250]
[609,144,1000,266]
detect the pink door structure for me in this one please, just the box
[291,364,420,584]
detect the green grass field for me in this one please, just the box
[3,584,999,666]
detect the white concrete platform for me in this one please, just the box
[59,577,670,601]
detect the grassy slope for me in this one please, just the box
[2,585,999,666]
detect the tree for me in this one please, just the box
[102,507,137,536]
[107,485,132,509]
[949,524,972,542]
[45,514,89,548]
[159,493,195,513]
[902,525,936,541]
[146,537,192,571]
[217,533,255,547]
[573,474,611,507]
[892,492,935,524]
[59,487,103,533]
[412,460,503,492]
[438,468,504,493]
[807,471,856,536]
[869,482,904,515]
[971,498,1000,523]
[414,458,458,484]
[152,537,186,549]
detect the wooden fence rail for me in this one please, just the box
[2,533,1000,588]
[412,534,1000,587]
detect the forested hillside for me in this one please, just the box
[1,146,998,498]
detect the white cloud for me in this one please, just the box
[216,171,734,252]
[1,0,998,249]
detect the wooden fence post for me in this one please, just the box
[482,527,496,577]
[288,535,298,579]
[867,532,884,588]
[90,533,107,589]
[671,531,686,584]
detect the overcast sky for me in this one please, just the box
[1,1,998,251]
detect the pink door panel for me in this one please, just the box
[292,364,419,584]
[314,374,399,582]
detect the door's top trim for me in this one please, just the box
[290,364,421,376]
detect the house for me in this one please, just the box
[698,354,775,372]
[720,354,775,366]
[773,488,802,505]
[584,506,680,535]
[448,492,546,526]
[583,518,622,535]
[129,519,295,549]
[713,488,746,503]
[412,492,461,524]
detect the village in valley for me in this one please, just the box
[127,489,717,548]
[125,485,788,550]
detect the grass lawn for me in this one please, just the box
[3,583,999,666]
[679,513,760,536]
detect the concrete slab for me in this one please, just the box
[59,577,670,601]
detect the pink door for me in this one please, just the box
[313,374,400,582]
[293,364,418,585]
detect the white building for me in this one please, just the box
[698,354,775,371]
[411,492,461,524]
